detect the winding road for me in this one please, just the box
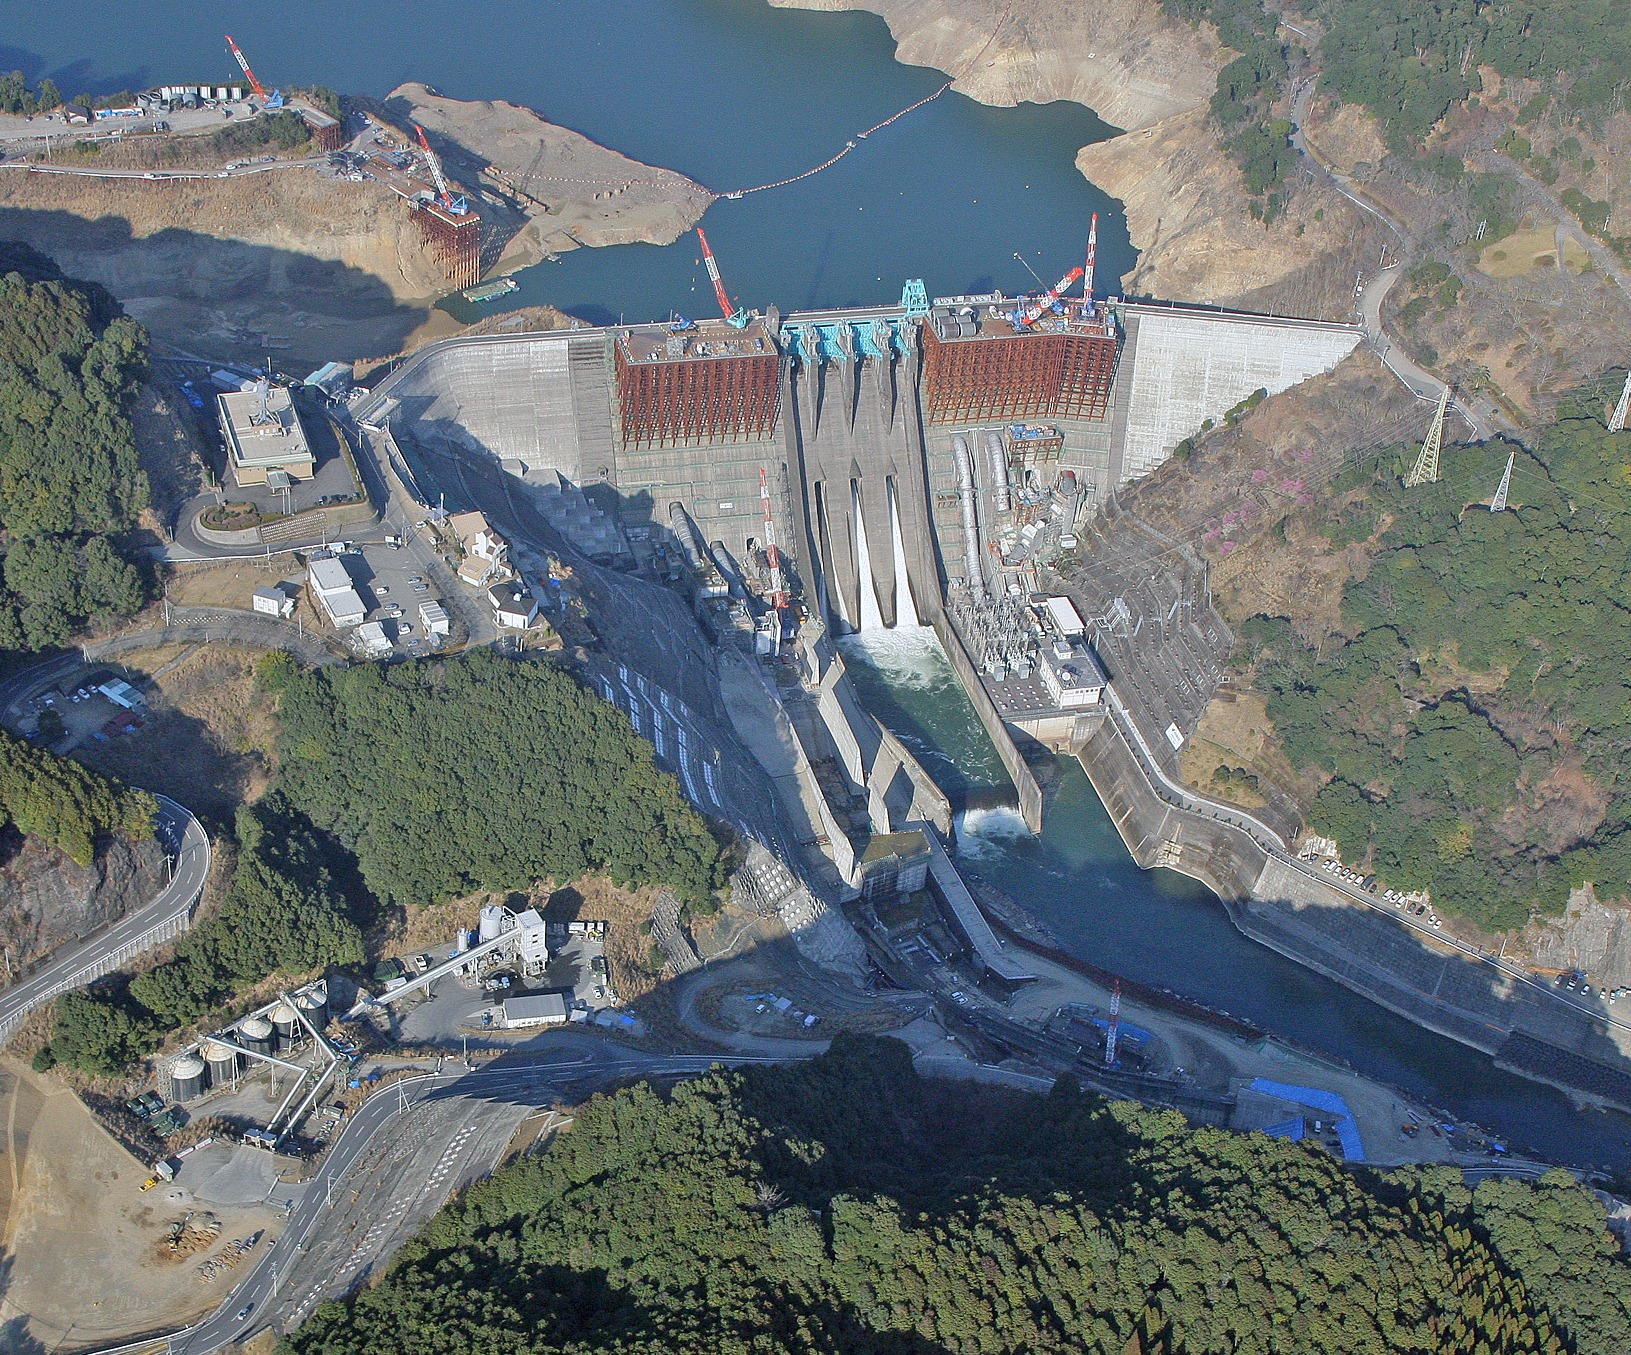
[0,793,210,1044]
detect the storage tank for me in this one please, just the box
[269,1001,299,1047]
[478,904,506,944]
[296,982,330,1032]
[202,1039,240,1085]
[238,1015,274,1055]
[167,1055,207,1101]
[455,929,472,955]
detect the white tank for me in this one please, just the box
[455,929,471,954]
[478,904,505,943]
[239,1015,274,1053]
[269,1001,299,1044]
[168,1055,207,1100]
[203,1039,240,1078]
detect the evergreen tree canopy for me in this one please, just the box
[282,1036,1631,1355]
[273,648,729,907]
[0,727,155,865]
[0,251,150,651]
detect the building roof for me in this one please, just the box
[860,830,931,867]
[321,589,367,625]
[217,384,314,471]
[447,510,493,546]
[927,296,1116,344]
[501,992,568,1023]
[253,585,287,604]
[615,315,777,365]
[308,557,352,594]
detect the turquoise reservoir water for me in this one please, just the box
[4,0,1129,323]
[841,631,1631,1170]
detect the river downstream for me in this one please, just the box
[841,630,1631,1171]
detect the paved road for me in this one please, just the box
[0,155,328,182]
[0,793,209,1042]
[1287,78,1507,442]
[158,1040,786,1355]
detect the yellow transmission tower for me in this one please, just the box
[1404,386,1450,487]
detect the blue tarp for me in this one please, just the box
[1248,1078,1366,1162]
[1087,1016,1154,1050]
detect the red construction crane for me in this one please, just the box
[759,467,789,614]
[1008,264,1085,331]
[224,35,268,103]
[1083,211,1099,301]
[415,124,468,215]
[696,228,748,328]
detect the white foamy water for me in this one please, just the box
[954,804,1034,859]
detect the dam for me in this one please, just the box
[358,277,1359,841]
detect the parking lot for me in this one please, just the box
[332,541,449,657]
[14,669,148,752]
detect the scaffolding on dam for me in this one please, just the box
[613,315,783,446]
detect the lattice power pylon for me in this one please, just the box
[1404,386,1451,487]
[1610,370,1631,433]
[1490,449,1514,512]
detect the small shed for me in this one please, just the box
[253,585,294,618]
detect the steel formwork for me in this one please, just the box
[614,343,781,447]
[413,201,481,289]
[922,327,1119,424]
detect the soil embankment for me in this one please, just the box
[381,82,713,273]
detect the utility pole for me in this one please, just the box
[1404,387,1451,487]
[1490,449,1515,512]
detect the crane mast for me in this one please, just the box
[1083,212,1098,303]
[1010,265,1085,330]
[696,228,748,328]
[759,467,789,614]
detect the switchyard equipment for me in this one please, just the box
[223,35,282,109]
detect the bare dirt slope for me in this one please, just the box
[770,0,1222,131]
[384,83,713,269]
[0,170,442,369]
[0,834,169,973]
[0,1058,279,1351]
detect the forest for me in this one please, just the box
[43,793,363,1076]
[1245,381,1631,928]
[1162,0,1631,205]
[283,1035,1631,1355]
[271,647,730,908]
[0,245,150,652]
[0,727,155,866]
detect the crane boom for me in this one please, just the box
[696,228,747,327]
[1010,265,1085,330]
[415,125,451,206]
[224,35,268,103]
[1083,212,1098,301]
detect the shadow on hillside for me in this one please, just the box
[0,206,429,367]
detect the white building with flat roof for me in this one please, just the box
[253,585,294,618]
[216,382,315,487]
[309,555,366,629]
[500,992,568,1029]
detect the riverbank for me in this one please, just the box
[770,0,1375,317]
[1072,708,1631,1118]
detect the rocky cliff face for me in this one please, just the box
[769,0,1221,131]
[0,832,169,969]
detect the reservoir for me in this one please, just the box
[8,0,1130,323]
[17,2,1628,1166]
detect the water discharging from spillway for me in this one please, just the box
[850,481,886,634]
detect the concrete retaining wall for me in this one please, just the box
[934,612,1044,832]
